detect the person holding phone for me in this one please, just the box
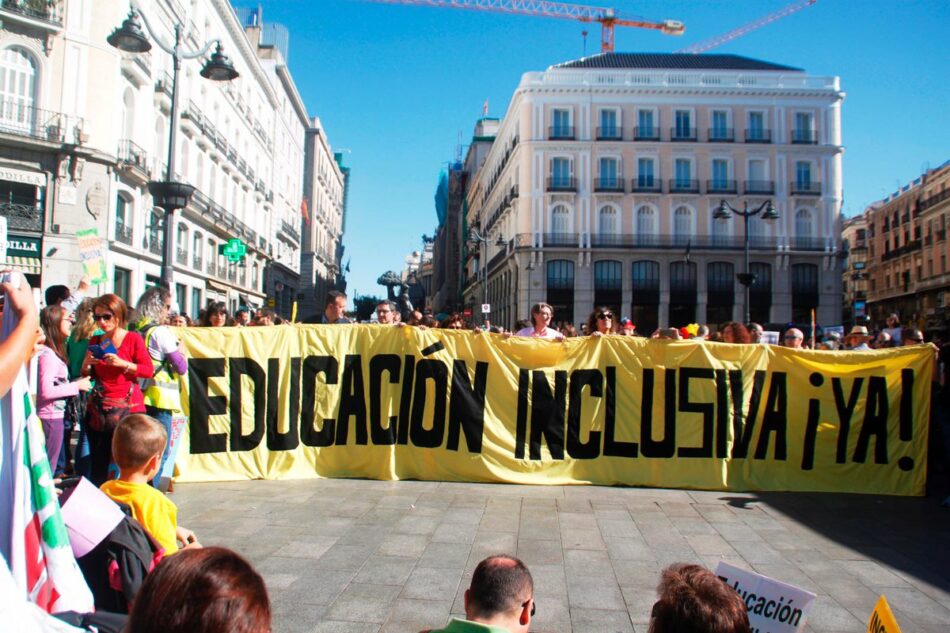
[81,294,153,485]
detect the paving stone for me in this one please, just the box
[604,537,656,562]
[561,527,607,550]
[324,583,401,624]
[400,566,464,601]
[417,541,471,569]
[564,548,614,578]
[567,574,627,610]
[377,533,430,558]
[354,555,417,585]
[570,607,634,632]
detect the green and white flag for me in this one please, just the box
[1,272,93,613]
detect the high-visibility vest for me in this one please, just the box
[139,323,182,412]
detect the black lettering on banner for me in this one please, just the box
[853,375,889,464]
[832,377,863,464]
[529,370,566,460]
[731,370,766,458]
[228,358,266,452]
[677,367,714,458]
[188,358,227,454]
[396,356,415,445]
[369,354,401,445]
[267,357,300,451]
[515,369,529,459]
[603,366,638,458]
[409,359,447,448]
[641,369,675,458]
[337,355,367,445]
[567,369,602,459]
[801,397,821,471]
[300,355,338,447]
[715,369,729,458]
[900,368,913,441]
[446,360,488,453]
[754,372,788,460]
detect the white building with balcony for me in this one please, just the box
[461,53,845,331]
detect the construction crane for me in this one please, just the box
[361,0,684,53]
[676,0,816,55]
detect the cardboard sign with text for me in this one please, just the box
[715,561,816,633]
[76,228,108,285]
[867,595,901,633]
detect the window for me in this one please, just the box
[706,262,735,325]
[598,109,619,139]
[148,211,162,253]
[550,157,572,189]
[747,111,767,141]
[674,110,692,139]
[175,284,186,315]
[636,109,656,139]
[793,112,815,143]
[791,263,819,322]
[121,88,135,141]
[551,204,571,235]
[711,159,730,190]
[636,205,657,245]
[795,208,814,249]
[673,206,693,246]
[711,211,730,248]
[0,47,38,134]
[795,161,812,188]
[636,157,656,189]
[546,259,575,324]
[594,260,622,314]
[710,110,730,140]
[113,267,131,304]
[191,287,202,320]
[597,205,618,239]
[114,194,132,245]
[631,260,660,334]
[673,158,692,189]
[551,108,572,139]
[669,261,697,326]
[598,157,619,190]
[193,232,202,267]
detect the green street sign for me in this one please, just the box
[219,238,247,263]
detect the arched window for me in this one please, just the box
[631,260,660,334]
[148,210,163,253]
[550,204,571,243]
[636,205,656,246]
[597,205,619,245]
[154,117,166,176]
[0,47,38,133]
[179,137,190,182]
[176,223,188,258]
[795,208,814,249]
[711,210,730,248]
[193,232,202,267]
[673,206,693,246]
[748,213,767,248]
[546,259,575,324]
[252,263,259,290]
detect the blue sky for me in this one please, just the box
[243,0,950,303]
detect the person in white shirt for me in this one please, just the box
[514,303,564,340]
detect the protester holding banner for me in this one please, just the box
[81,294,153,486]
[36,305,92,473]
[515,303,565,340]
[0,270,39,398]
[720,321,752,344]
[132,287,188,492]
[585,307,619,337]
[199,301,230,327]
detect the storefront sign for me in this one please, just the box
[6,234,41,257]
[0,165,46,187]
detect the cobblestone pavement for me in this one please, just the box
[173,479,950,633]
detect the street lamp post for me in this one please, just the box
[108,4,238,289]
[469,229,505,327]
[713,198,779,324]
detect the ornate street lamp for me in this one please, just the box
[469,229,506,327]
[714,199,779,324]
[109,3,238,289]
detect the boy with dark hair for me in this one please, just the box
[424,554,534,633]
[100,414,201,555]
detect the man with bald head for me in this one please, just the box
[423,555,534,633]
[783,328,804,349]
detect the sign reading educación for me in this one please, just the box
[173,325,930,495]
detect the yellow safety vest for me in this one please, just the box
[140,324,182,412]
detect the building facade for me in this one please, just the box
[1,1,345,318]
[841,213,869,327]
[865,161,950,334]
[460,53,844,331]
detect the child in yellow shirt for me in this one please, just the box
[100,414,201,555]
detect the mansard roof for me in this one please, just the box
[552,53,802,72]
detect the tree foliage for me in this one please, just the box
[353,294,382,322]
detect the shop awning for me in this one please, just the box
[205,278,230,294]
[2,255,41,276]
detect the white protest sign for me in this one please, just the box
[761,331,780,345]
[481,303,491,314]
[715,561,816,633]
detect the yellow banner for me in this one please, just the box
[868,595,902,632]
[173,325,930,495]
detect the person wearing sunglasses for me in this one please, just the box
[81,293,154,485]
[585,306,619,338]
[425,555,535,633]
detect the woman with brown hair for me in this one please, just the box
[585,307,619,337]
[440,313,466,330]
[127,547,271,633]
[36,305,92,472]
[719,321,752,344]
[649,563,750,633]
[199,301,230,327]
[81,293,153,485]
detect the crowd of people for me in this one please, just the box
[2,270,948,631]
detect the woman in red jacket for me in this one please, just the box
[81,293,153,485]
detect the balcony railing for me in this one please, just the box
[589,234,785,250]
[708,128,735,142]
[744,129,771,143]
[791,129,818,144]
[117,139,149,172]
[670,127,697,142]
[542,232,579,246]
[147,237,162,256]
[669,179,700,193]
[631,178,662,193]
[596,127,622,140]
[882,239,922,261]
[1,0,63,26]
[114,222,133,246]
[175,248,188,265]
[744,180,775,195]
[548,126,575,140]
[706,180,737,194]
[920,188,950,212]
[206,261,216,276]
[791,181,822,196]
[0,197,43,232]
[0,98,82,143]
[594,177,625,193]
[634,126,660,141]
[788,237,826,251]
[193,255,203,270]
[546,177,576,192]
